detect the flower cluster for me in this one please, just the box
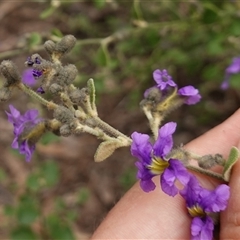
[131,121,230,239]
[152,69,201,105]
[180,175,229,240]
[131,69,230,239]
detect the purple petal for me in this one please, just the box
[140,179,156,192]
[6,105,20,124]
[160,167,178,196]
[203,184,230,212]
[160,159,190,197]
[37,87,45,94]
[178,86,201,105]
[131,132,152,164]
[153,122,176,156]
[23,109,39,122]
[169,159,190,185]
[11,138,19,149]
[226,57,240,74]
[153,69,176,91]
[180,175,202,207]
[19,140,35,162]
[191,216,214,240]
[22,69,36,86]
[221,74,230,90]
[6,105,40,162]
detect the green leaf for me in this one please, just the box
[26,174,41,192]
[16,196,39,225]
[40,132,59,145]
[4,205,15,216]
[41,161,60,187]
[223,146,239,182]
[51,28,63,38]
[202,65,222,82]
[45,215,75,240]
[40,6,56,19]
[93,0,106,9]
[77,187,90,205]
[28,32,42,48]
[119,167,137,190]
[0,168,7,181]
[229,74,240,89]
[95,47,107,67]
[11,226,38,240]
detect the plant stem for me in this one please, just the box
[186,165,225,181]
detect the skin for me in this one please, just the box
[91,109,240,239]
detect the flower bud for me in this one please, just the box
[53,106,75,124]
[25,54,42,67]
[69,88,88,105]
[55,35,76,56]
[198,154,225,169]
[49,83,63,94]
[44,40,56,55]
[55,64,78,87]
[0,60,21,86]
[144,86,162,102]
[63,64,78,85]
[59,124,72,137]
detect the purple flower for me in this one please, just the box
[153,69,177,90]
[221,57,240,90]
[178,86,201,105]
[37,87,45,94]
[26,56,41,66]
[22,57,43,87]
[6,105,41,162]
[131,122,190,196]
[180,175,230,240]
[22,69,37,86]
[32,69,42,78]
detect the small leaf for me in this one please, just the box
[40,6,56,19]
[28,32,42,48]
[222,146,239,182]
[87,78,96,112]
[11,226,38,240]
[94,140,122,162]
[45,215,75,240]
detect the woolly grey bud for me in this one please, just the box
[0,87,11,102]
[144,86,162,102]
[214,154,225,165]
[198,154,225,169]
[55,35,76,56]
[64,64,78,85]
[44,40,56,55]
[69,88,88,105]
[0,60,21,86]
[55,64,78,86]
[59,124,72,137]
[53,106,75,124]
[49,83,63,94]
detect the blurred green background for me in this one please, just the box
[0,1,240,239]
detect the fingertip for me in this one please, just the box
[220,147,240,239]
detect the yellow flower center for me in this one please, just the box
[147,156,169,175]
[187,205,206,218]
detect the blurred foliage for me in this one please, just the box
[1,0,240,238]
